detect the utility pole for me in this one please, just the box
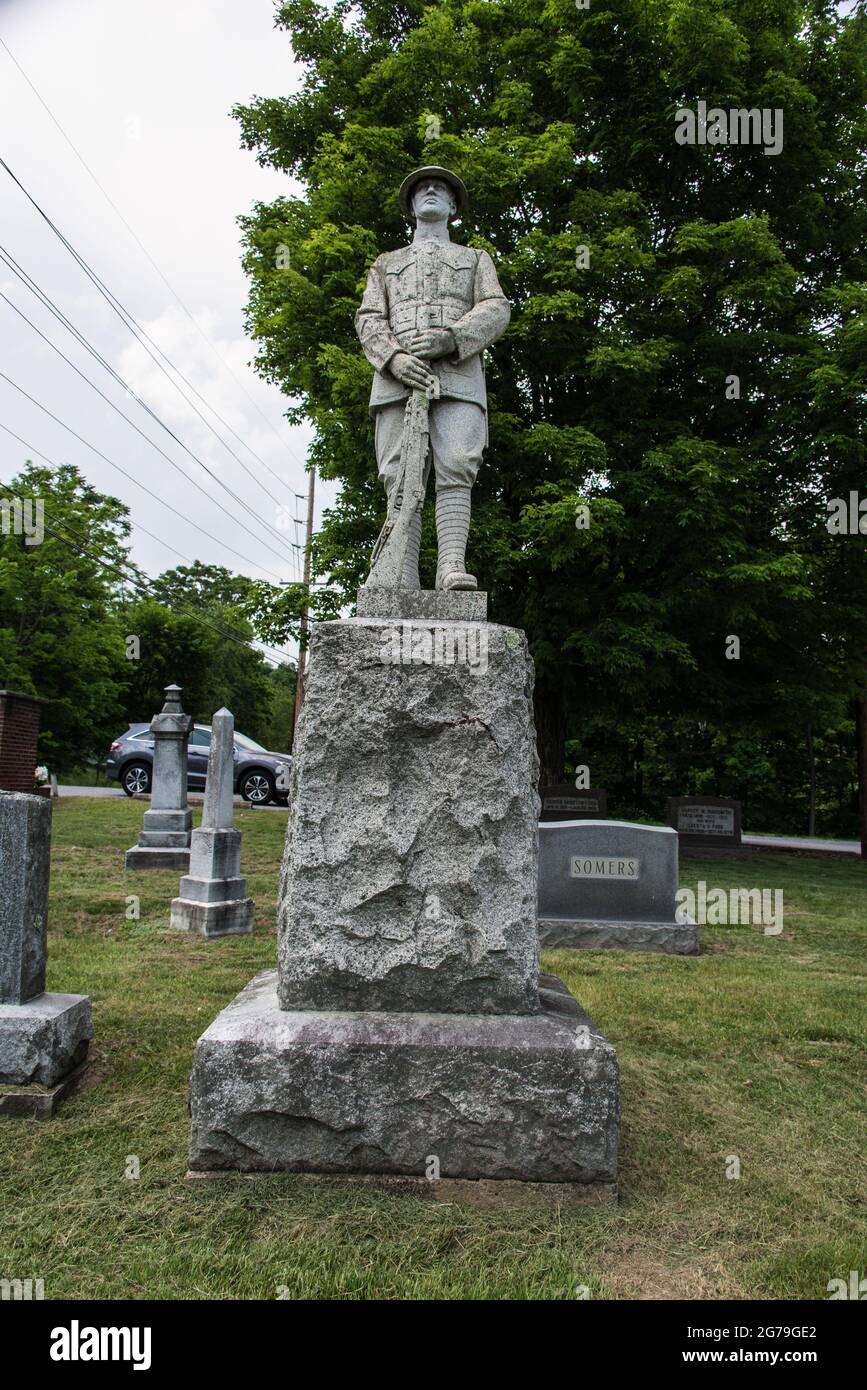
[291,465,316,747]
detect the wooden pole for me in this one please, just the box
[291,466,316,747]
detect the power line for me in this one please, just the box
[0,34,304,489]
[0,385,289,584]
[0,478,292,668]
[0,242,299,576]
[0,154,301,568]
[0,290,299,571]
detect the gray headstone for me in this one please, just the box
[538,819,699,954]
[0,792,50,1003]
[0,791,93,1093]
[540,785,609,821]
[667,796,749,860]
[125,684,193,870]
[170,708,253,937]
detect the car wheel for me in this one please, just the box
[240,769,275,806]
[122,763,151,796]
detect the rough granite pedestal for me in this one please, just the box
[0,792,92,1116]
[189,592,619,1191]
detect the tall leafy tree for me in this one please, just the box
[234,0,866,806]
[0,462,130,773]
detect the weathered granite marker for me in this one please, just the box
[170,709,254,937]
[0,792,92,1114]
[125,685,193,871]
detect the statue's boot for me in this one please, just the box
[435,484,477,590]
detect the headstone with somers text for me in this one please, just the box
[537,819,700,954]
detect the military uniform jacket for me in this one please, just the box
[355,241,511,416]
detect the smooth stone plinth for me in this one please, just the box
[188,970,619,1184]
[170,829,254,935]
[0,792,50,1003]
[170,897,254,938]
[0,992,92,1087]
[356,587,488,622]
[538,820,699,954]
[277,617,541,1015]
[125,845,191,871]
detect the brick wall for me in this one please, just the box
[0,691,45,793]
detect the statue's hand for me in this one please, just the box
[406,328,456,360]
[390,351,437,391]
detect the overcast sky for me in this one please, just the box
[0,0,332,661]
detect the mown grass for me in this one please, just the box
[1,798,864,1300]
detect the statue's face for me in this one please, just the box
[411,177,456,223]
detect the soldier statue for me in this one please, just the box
[355,166,510,592]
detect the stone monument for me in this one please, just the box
[125,685,193,871]
[538,820,700,954]
[170,708,254,937]
[667,795,750,860]
[0,792,92,1116]
[187,170,619,1192]
[540,784,610,821]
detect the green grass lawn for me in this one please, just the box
[1,797,864,1300]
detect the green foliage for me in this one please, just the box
[0,467,293,767]
[234,0,866,788]
[0,464,130,773]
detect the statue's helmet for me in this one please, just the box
[398,165,468,222]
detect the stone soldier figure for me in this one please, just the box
[355,166,511,591]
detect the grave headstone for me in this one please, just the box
[125,684,193,870]
[0,792,92,1113]
[170,709,254,937]
[538,819,700,954]
[667,795,750,860]
[540,784,609,821]
[188,595,619,1191]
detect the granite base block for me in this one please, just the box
[188,970,619,1184]
[125,846,191,871]
[0,992,92,1087]
[170,896,254,938]
[0,1058,90,1119]
[539,917,701,955]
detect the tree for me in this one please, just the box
[233,0,866,791]
[0,462,131,774]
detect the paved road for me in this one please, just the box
[58,785,288,811]
[744,832,861,856]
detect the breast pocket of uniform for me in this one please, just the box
[439,257,475,306]
[385,261,415,307]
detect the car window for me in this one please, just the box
[190,729,212,747]
[233,732,268,752]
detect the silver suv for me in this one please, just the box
[106,724,292,805]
